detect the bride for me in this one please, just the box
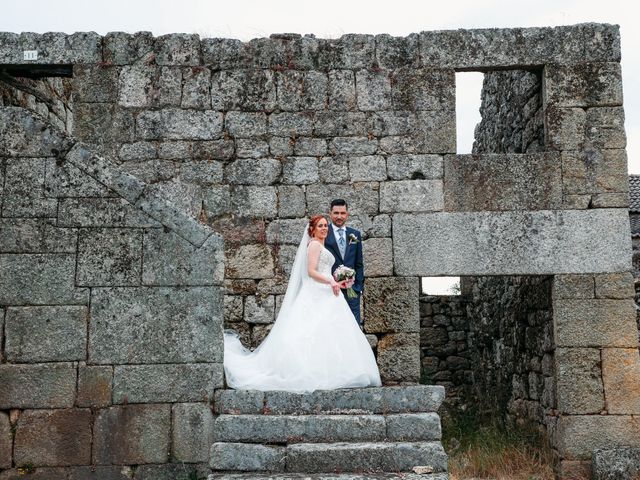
[223,214,382,392]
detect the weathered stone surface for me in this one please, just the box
[391,68,455,111]
[557,415,640,460]
[244,295,275,324]
[269,112,314,137]
[363,277,419,332]
[0,412,10,469]
[553,274,595,299]
[327,69,356,110]
[562,149,628,195]
[277,186,306,218]
[14,409,92,467]
[73,103,135,155]
[68,465,134,480]
[349,156,387,182]
[0,107,66,157]
[93,404,171,464]
[76,228,142,286]
[282,157,319,184]
[387,154,442,180]
[329,136,378,156]
[314,112,367,136]
[89,286,223,363]
[553,299,638,348]
[225,159,281,185]
[5,306,87,362]
[77,365,112,408]
[211,69,276,111]
[3,158,58,217]
[306,183,379,216]
[236,138,269,158]
[545,106,586,150]
[225,111,268,137]
[444,153,562,211]
[380,180,443,213]
[376,333,421,383]
[0,32,101,64]
[210,442,285,471]
[172,403,215,463]
[601,348,640,414]
[362,238,393,277]
[142,229,224,286]
[385,413,442,441]
[555,348,604,414]
[137,109,223,140]
[595,272,635,299]
[356,70,392,110]
[286,441,447,473]
[0,363,76,409]
[266,218,308,245]
[113,363,223,403]
[226,244,275,279]
[276,70,327,111]
[182,67,211,108]
[102,31,154,65]
[231,185,278,218]
[412,110,456,153]
[44,158,113,198]
[133,463,210,480]
[544,63,623,108]
[593,447,640,480]
[213,389,265,415]
[57,197,158,228]
[392,209,632,275]
[0,254,88,305]
[155,33,201,65]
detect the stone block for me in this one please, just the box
[544,63,623,108]
[236,138,270,158]
[231,185,278,218]
[377,333,421,383]
[349,155,387,182]
[387,154,443,180]
[77,228,143,286]
[306,183,380,216]
[364,277,419,333]
[113,363,223,403]
[244,295,275,324]
[553,299,638,348]
[44,158,113,199]
[5,306,87,362]
[593,447,640,480]
[119,142,158,161]
[89,286,223,363]
[71,65,118,104]
[182,67,212,109]
[362,237,393,277]
[318,156,349,183]
[266,218,308,245]
[329,136,378,155]
[586,107,627,149]
[0,412,10,469]
[380,180,443,213]
[68,465,135,480]
[181,160,224,185]
[93,404,171,464]
[392,209,632,276]
[0,254,88,305]
[391,68,455,111]
[213,389,265,415]
[584,23,621,62]
[0,107,68,158]
[355,69,392,110]
[77,365,112,408]
[327,69,356,110]
[142,229,224,286]
[269,136,295,156]
[14,409,92,467]
[155,33,201,65]
[211,69,276,111]
[602,348,640,414]
[562,149,628,195]
[314,111,368,136]
[0,363,76,409]
[412,110,456,153]
[172,403,215,463]
[117,65,156,107]
[3,158,57,217]
[225,111,268,137]
[557,415,640,460]
[0,32,101,64]
[275,70,327,111]
[591,192,630,208]
[103,31,155,65]
[595,272,635,299]
[277,186,306,218]
[282,157,319,184]
[73,103,135,155]
[226,244,275,279]
[285,441,447,473]
[555,348,604,414]
[224,295,244,323]
[268,112,314,137]
[552,274,595,299]
[132,464,210,480]
[137,109,223,140]
[545,106,586,151]
[58,197,159,228]
[386,412,442,441]
[201,185,231,218]
[0,218,75,254]
[210,442,285,471]
[293,137,327,156]
[375,33,420,69]
[444,153,562,211]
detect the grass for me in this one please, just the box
[442,407,555,480]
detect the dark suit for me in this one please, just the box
[325,224,364,326]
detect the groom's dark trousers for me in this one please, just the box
[325,224,364,327]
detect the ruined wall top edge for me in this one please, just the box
[0,22,620,69]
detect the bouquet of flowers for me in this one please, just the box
[333,265,357,298]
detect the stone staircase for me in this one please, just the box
[208,385,448,479]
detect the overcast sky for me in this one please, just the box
[1,0,639,171]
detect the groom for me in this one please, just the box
[325,199,364,327]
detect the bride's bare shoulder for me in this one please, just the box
[308,239,323,248]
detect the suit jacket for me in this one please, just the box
[325,224,364,294]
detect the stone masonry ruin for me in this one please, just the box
[0,23,639,479]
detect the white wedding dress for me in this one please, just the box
[223,225,382,392]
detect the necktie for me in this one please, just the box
[338,228,346,258]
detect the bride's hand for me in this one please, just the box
[330,279,341,296]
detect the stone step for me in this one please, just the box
[208,474,449,479]
[209,441,448,474]
[213,413,442,443]
[213,385,445,415]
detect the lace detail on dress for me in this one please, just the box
[317,247,335,276]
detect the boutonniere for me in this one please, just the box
[348,233,359,245]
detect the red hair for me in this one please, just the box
[308,215,327,237]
